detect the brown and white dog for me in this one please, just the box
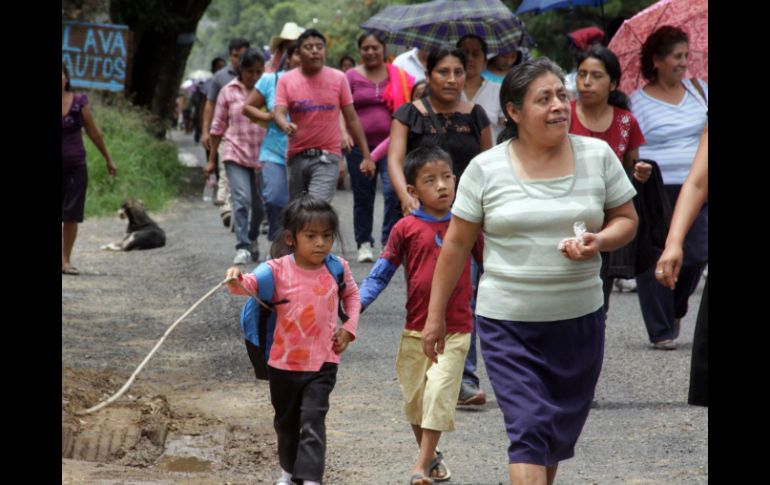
[100,198,166,251]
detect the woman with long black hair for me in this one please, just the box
[568,46,650,311]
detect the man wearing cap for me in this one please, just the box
[201,38,251,225]
[274,28,374,203]
[267,22,304,73]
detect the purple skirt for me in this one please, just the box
[477,307,605,466]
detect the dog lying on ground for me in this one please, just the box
[100,198,166,251]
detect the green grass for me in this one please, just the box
[83,93,183,217]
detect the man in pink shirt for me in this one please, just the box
[274,29,374,202]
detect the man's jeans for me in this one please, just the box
[287,151,339,203]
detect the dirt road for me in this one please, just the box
[61,131,707,484]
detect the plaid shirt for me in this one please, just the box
[210,78,265,168]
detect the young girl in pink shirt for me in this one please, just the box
[225,195,360,485]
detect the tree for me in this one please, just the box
[185,0,408,75]
[109,0,213,130]
[507,0,658,70]
[63,0,212,131]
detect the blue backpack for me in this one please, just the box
[240,254,350,380]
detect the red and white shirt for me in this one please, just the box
[569,100,645,162]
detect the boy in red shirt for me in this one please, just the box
[360,146,482,485]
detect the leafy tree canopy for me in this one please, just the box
[186,0,658,78]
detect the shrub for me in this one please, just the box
[82,93,183,217]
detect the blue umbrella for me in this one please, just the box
[362,0,534,55]
[516,0,607,15]
[516,0,607,32]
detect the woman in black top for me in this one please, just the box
[388,47,493,216]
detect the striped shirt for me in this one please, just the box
[452,136,636,322]
[210,78,265,168]
[630,79,708,185]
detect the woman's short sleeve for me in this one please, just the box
[256,73,276,110]
[452,157,484,223]
[603,144,636,209]
[73,93,88,111]
[393,102,424,135]
[470,104,491,132]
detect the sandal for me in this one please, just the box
[62,265,80,275]
[409,473,434,485]
[429,450,452,482]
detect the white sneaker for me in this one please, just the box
[357,245,375,263]
[614,278,637,292]
[233,248,252,265]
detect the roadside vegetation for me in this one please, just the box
[83,93,183,217]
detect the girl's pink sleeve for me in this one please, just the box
[227,272,258,296]
[339,259,360,340]
[370,137,390,162]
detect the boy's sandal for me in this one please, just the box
[409,473,434,485]
[62,265,80,275]
[429,450,452,482]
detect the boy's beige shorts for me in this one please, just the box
[395,330,471,432]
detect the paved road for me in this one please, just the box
[72,131,708,484]
[172,130,708,484]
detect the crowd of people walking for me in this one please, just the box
[65,13,707,485]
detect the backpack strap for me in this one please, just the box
[253,263,276,360]
[324,254,350,323]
